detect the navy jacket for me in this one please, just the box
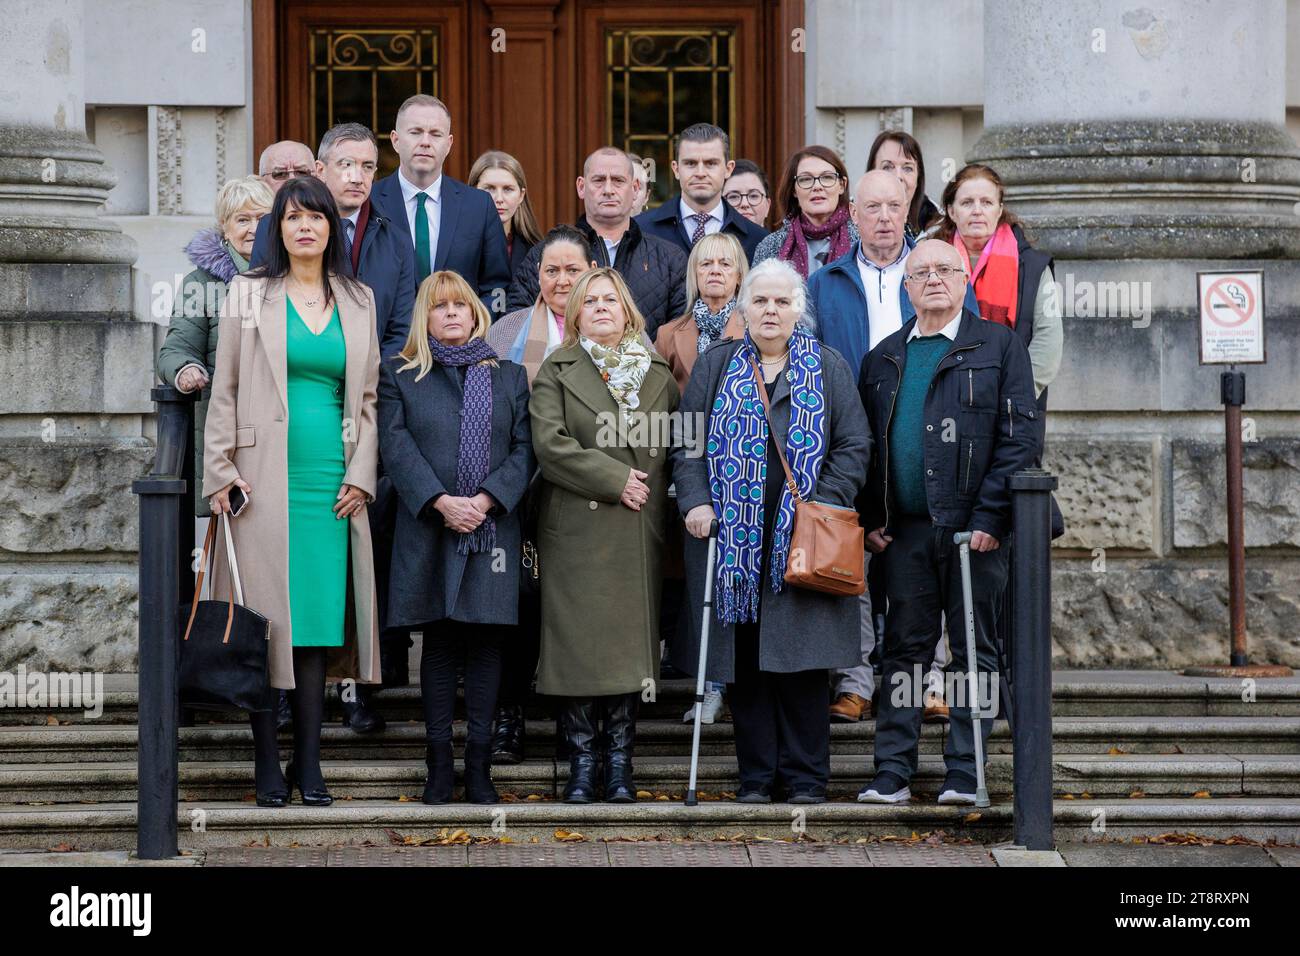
[370,172,511,312]
[809,238,980,377]
[250,200,415,359]
[857,308,1042,540]
[635,195,767,262]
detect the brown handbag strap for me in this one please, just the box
[182,514,237,644]
[748,358,803,504]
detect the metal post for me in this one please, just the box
[1009,468,1056,851]
[131,385,194,859]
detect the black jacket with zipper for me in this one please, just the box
[857,308,1042,541]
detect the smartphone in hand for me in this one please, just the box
[228,485,250,517]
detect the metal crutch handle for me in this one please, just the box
[953,531,991,808]
[685,517,720,807]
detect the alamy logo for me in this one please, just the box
[0,665,103,718]
[49,886,151,936]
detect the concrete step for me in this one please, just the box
[3,715,1299,767]
[2,752,1296,804]
[6,671,1297,725]
[2,797,1298,850]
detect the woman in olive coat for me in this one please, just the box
[529,267,679,805]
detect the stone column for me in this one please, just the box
[968,0,1300,668]
[0,0,153,672]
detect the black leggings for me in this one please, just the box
[249,646,328,791]
[421,620,504,745]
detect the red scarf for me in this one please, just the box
[777,204,854,279]
[953,222,1019,327]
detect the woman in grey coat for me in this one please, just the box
[379,271,534,806]
[672,258,871,803]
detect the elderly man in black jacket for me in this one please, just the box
[856,239,1042,807]
[506,147,686,338]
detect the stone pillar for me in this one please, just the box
[968,0,1300,668]
[0,0,153,672]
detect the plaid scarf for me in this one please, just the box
[706,329,828,623]
[691,297,736,353]
[427,335,498,554]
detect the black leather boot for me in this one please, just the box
[561,698,598,804]
[602,693,639,803]
[276,691,293,731]
[464,739,499,804]
[422,740,454,805]
[341,684,386,735]
[490,704,525,765]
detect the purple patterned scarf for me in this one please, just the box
[428,335,498,554]
[777,204,854,279]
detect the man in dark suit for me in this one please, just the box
[250,123,416,359]
[370,94,511,315]
[635,122,767,262]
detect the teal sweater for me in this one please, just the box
[888,335,951,517]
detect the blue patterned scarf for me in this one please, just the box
[706,329,828,623]
[428,335,498,554]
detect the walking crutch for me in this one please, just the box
[684,518,720,807]
[952,531,991,808]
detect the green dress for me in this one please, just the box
[286,297,348,647]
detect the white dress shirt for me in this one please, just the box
[857,244,910,350]
[907,310,963,341]
[679,198,724,239]
[398,169,443,274]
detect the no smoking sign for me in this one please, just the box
[1198,270,1265,364]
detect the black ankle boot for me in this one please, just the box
[423,740,454,805]
[561,698,598,804]
[464,740,499,804]
[602,693,638,803]
[341,684,386,735]
[491,704,525,765]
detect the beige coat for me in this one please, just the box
[653,309,746,395]
[203,274,381,689]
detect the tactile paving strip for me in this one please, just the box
[467,842,610,867]
[746,842,871,866]
[605,841,751,867]
[864,844,994,867]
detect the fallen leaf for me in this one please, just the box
[1061,793,1075,800]
[1107,746,1128,755]
[1129,790,1146,799]
[554,829,586,842]
[1192,790,1211,799]
[635,790,653,799]
[964,812,982,823]
[46,715,59,726]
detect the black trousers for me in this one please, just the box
[873,516,1008,784]
[497,591,540,709]
[420,620,504,746]
[727,622,830,795]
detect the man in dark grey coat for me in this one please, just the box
[856,240,1042,807]
[506,147,687,337]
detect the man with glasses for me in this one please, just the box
[258,140,316,194]
[856,239,1041,806]
[370,94,510,312]
[635,123,767,261]
[723,159,772,228]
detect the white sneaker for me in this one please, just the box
[682,688,724,724]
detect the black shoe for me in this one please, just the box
[937,771,979,806]
[490,705,525,765]
[463,740,499,804]
[380,639,410,688]
[561,699,598,804]
[341,690,386,735]
[275,692,292,731]
[787,787,827,805]
[602,693,638,803]
[255,765,289,808]
[735,786,772,804]
[422,741,454,805]
[285,761,332,806]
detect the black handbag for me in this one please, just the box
[519,470,542,595]
[178,513,275,713]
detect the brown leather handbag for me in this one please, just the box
[750,359,865,597]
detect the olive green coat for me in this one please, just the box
[529,343,679,697]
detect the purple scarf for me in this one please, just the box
[428,335,498,554]
[777,204,854,279]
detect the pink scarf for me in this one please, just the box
[952,222,1019,328]
[778,204,854,279]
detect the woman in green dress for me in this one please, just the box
[205,176,381,808]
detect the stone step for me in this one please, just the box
[1,752,1295,804]
[5,671,1297,725]
[2,715,1298,766]
[2,797,1298,850]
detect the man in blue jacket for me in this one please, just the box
[370,94,511,314]
[250,123,416,360]
[856,240,1042,807]
[634,123,767,262]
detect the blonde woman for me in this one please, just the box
[529,267,679,803]
[468,150,544,281]
[653,231,748,394]
[378,270,534,805]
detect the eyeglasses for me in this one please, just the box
[905,266,961,283]
[724,189,766,207]
[267,166,314,181]
[793,173,843,190]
